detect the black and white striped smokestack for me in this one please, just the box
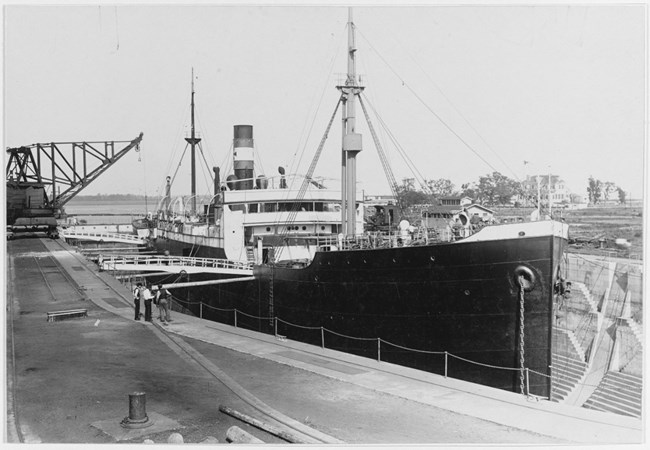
[233,125,254,190]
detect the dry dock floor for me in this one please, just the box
[5,236,644,445]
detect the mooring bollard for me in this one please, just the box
[120,392,153,428]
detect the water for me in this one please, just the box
[63,199,152,224]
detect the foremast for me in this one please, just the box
[185,68,201,215]
[338,8,364,236]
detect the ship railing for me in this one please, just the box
[167,296,552,399]
[314,227,457,251]
[102,254,253,271]
[60,229,145,243]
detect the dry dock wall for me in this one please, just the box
[565,253,643,376]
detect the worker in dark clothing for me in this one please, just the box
[133,283,143,320]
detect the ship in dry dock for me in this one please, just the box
[142,9,569,398]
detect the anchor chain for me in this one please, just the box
[518,275,526,395]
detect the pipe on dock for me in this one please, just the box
[219,405,309,444]
[226,426,264,444]
[161,276,256,290]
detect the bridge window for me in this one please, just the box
[323,202,340,212]
[249,203,259,213]
[228,203,246,212]
[263,203,277,213]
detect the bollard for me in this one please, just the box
[120,392,153,428]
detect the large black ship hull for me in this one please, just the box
[151,233,565,397]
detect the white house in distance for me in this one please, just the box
[517,174,573,207]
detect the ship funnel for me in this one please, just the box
[233,125,254,190]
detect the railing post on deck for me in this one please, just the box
[200,302,203,319]
[444,352,448,378]
[234,309,238,328]
[377,338,381,362]
[526,368,530,396]
[321,327,324,349]
[274,317,278,337]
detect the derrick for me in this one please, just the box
[6,133,143,227]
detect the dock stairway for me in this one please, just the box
[550,353,588,402]
[582,371,642,418]
[550,325,590,404]
[100,254,254,276]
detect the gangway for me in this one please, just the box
[60,229,147,245]
[100,255,254,276]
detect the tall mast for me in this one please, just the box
[339,8,363,236]
[185,68,201,215]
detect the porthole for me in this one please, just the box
[302,226,307,230]
[518,231,526,237]
[430,256,435,262]
[266,227,271,232]
[464,290,470,296]
[321,226,325,231]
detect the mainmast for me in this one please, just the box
[338,8,364,236]
[185,68,201,215]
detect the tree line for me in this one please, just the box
[72,193,147,201]
[396,173,626,209]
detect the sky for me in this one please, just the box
[3,1,648,202]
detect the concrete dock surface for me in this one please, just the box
[5,236,644,446]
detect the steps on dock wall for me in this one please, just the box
[582,371,642,418]
[550,351,588,403]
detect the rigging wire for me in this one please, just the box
[197,143,215,191]
[218,143,234,185]
[287,24,345,183]
[373,28,521,181]
[275,98,342,241]
[361,93,430,192]
[170,143,190,187]
[195,104,219,170]
[138,141,149,213]
[254,144,266,180]
[355,28,503,177]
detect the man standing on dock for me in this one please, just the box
[133,283,143,320]
[142,284,154,322]
[155,284,171,324]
